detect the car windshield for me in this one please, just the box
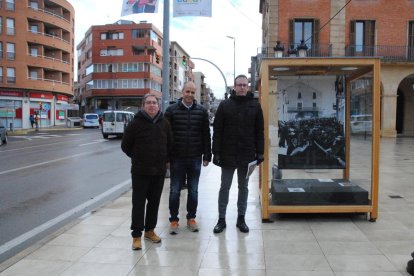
[85,114,98,120]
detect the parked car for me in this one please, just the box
[0,122,8,146]
[350,114,372,134]
[82,113,100,128]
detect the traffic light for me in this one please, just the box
[155,53,160,64]
[182,55,187,66]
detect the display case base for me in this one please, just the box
[271,179,369,205]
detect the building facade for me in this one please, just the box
[169,41,194,102]
[259,0,414,137]
[0,0,74,129]
[76,20,163,115]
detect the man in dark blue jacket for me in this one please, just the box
[165,81,212,234]
[212,74,264,233]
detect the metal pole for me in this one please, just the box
[226,36,235,81]
[161,0,170,112]
[233,38,235,80]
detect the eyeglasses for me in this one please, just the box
[235,84,248,88]
[144,101,158,105]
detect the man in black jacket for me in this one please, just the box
[212,75,264,233]
[165,81,212,234]
[121,93,172,250]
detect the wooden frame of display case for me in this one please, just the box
[258,57,381,222]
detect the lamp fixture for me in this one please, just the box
[297,40,308,57]
[273,41,284,58]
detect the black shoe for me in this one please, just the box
[236,216,249,233]
[213,218,226,233]
[407,259,414,275]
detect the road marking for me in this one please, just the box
[78,139,107,146]
[0,152,90,175]
[0,179,131,256]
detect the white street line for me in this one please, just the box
[78,140,107,147]
[0,152,90,176]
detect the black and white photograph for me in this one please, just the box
[276,78,346,169]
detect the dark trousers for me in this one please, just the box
[169,157,202,221]
[218,166,249,218]
[131,174,165,238]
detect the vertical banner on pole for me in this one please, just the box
[173,0,212,17]
[121,0,159,16]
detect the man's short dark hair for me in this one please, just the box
[234,74,248,85]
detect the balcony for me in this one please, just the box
[345,45,414,63]
[259,43,333,58]
[258,43,414,63]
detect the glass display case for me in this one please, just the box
[258,58,380,222]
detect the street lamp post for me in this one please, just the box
[226,35,235,81]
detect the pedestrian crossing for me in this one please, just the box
[11,133,81,140]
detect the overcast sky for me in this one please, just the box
[68,0,262,99]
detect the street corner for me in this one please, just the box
[6,129,29,136]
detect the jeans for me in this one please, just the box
[169,157,202,221]
[218,166,249,218]
[131,174,165,238]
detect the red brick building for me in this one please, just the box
[0,0,74,129]
[76,20,163,114]
[260,0,414,137]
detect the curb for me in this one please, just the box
[7,127,83,136]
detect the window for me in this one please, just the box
[30,24,38,33]
[6,18,15,35]
[132,29,147,38]
[313,92,317,99]
[289,19,319,48]
[0,67,3,83]
[29,69,38,79]
[408,21,414,60]
[6,0,14,11]
[350,20,375,56]
[0,42,2,59]
[101,32,124,40]
[297,92,302,99]
[297,102,303,109]
[100,49,123,56]
[0,17,2,35]
[6,42,15,60]
[30,47,38,57]
[29,1,38,9]
[7,67,15,83]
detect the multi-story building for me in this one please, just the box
[259,0,414,137]
[76,20,163,114]
[169,41,194,102]
[193,71,205,105]
[0,0,74,129]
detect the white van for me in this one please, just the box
[82,113,99,128]
[101,110,135,139]
[350,114,372,134]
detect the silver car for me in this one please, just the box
[0,122,8,146]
